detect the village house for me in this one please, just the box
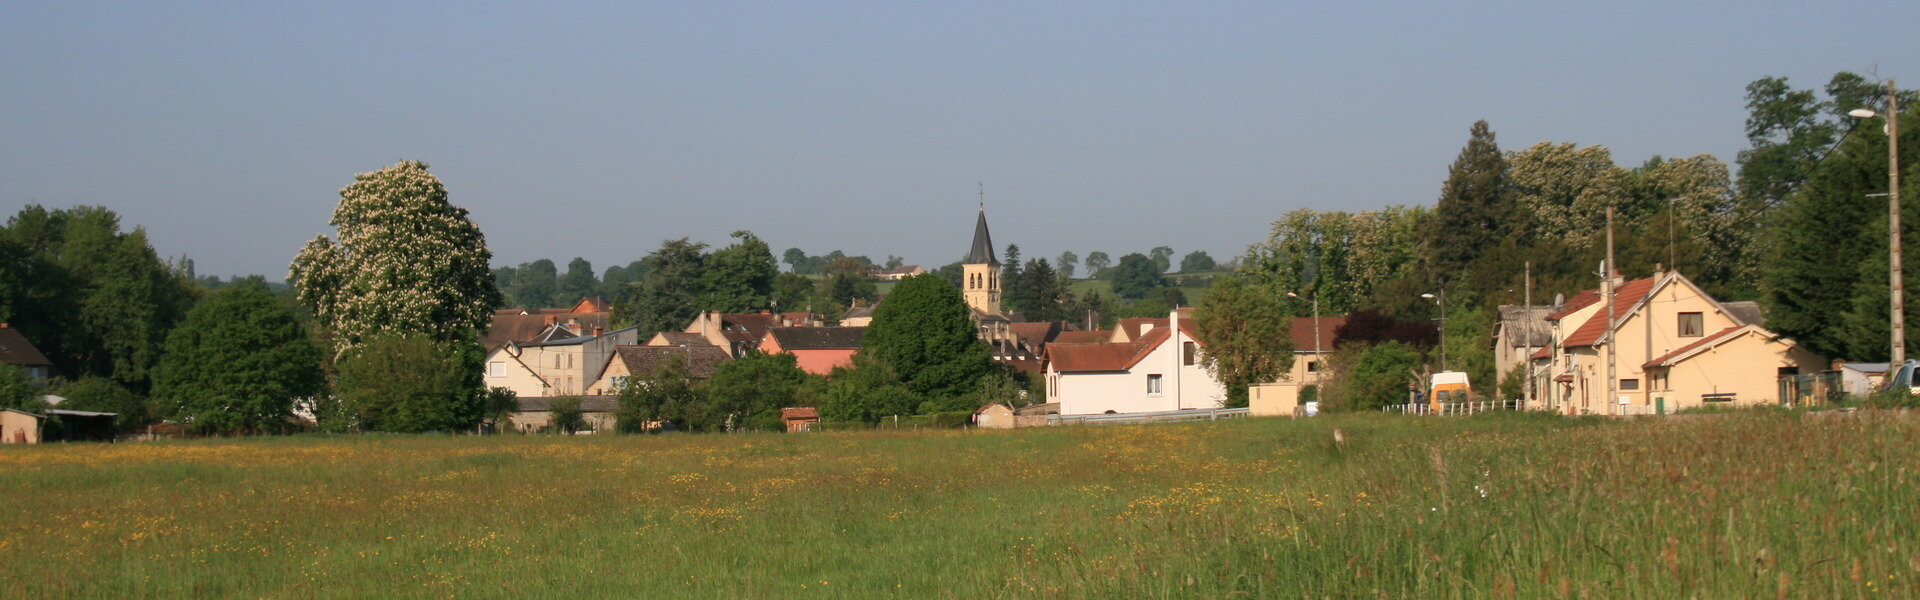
[1530,268,1825,414]
[780,407,820,432]
[0,323,53,381]
[682,310,820,356]
[1492,305,1553,400]
[1044,308,1226,415]
[1249,317,1347,417]
[586,344,732,396]
[873,265,924,281]
[485,297,611,348]
[483,323,641,398]
[758,326,865,375]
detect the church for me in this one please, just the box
[957,208,1038,365]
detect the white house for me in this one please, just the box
[1043,308,1226,415]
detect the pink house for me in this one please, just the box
[759,327,865,375]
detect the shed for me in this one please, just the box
[974,403,1015,429]
[2,409,40,444]
[780,407,820,432]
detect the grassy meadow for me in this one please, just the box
[2,410,1917,598]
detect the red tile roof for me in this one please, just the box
[1560,277,1660,348]
[1053,330,1113,344]
[1115,317,1167,341]
[1545,289,1601,320]
[1290,317,1346,353]
[780,407,819,420]
[1642,326,1748,368]
[1048,338,1157,372]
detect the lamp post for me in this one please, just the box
[1849,78,1904,366]
[1422,290,1446,371]
[1287,291,1321,384]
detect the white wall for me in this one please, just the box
[1053,328,1226,415]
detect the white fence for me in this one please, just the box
[1381,400,1521,416]
[1047,407,1250,426]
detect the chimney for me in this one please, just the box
[544,314,557,326]
[592,326,605,338]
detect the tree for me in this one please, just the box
[1423,121,1520,290]
[824,256,878,308]
[1148,246,1175,274]
[508,259,558,308]
[548,395,586,434]
[1736,76,1841,216]
[1180,251,1217,273]
[862,274,996,410]
[1013,259,1072,321]
[617,354,705,432]
[1057,251,1079,279]
[556,257,599,305]
[290,160,501,354]
[783,247,809,273]
[1333,309,1438,349]
[1324,342,1421,412]
[0,364,44,413]
[600,260,648,300]
[481,387,518,433]
[1084,251,1112,278]
[616,238,709,337]
[771,273,819,313]
[702,352,811,431]
[885,255,905,270]
[1193,275,1293,407]
[702,231,778,312]
[333,334,485,432]
[1109,253,1165,299]
[820,355,919,423]
[152,281,326,434]
[0,205,197,393]
[56,377,149,432]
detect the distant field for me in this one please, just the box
[3,411,1916,598]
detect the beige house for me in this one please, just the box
[483,324,640,398]
[1249,317,1347,417]
[587,344,731,395]
[1533,269,1825,415]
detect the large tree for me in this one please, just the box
[153,282,326,434]
[1180,251,1217,273]
[1057,251,1079,279]
[616,238,709,336]
[862,274,996,410]
[290,160,501,354]
[333,334,485,432]
[1148,246,1175,274]
[508,259,559,309]
[1108,253,1165,299]
[556,257,599,305]
[616,354,705,432]
[1084,251,1112,278]
[702,231,778,312]
[701,351,812,431]
[1423,121,1521,289]
[0,205,197,393]
[1193,275,1294,407]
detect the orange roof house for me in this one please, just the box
[758,327,864,375]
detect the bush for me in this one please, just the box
[56,377,150,431]
[548,395,586,434]
[901,411,974,429]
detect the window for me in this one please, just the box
[488,361,504,378]
[1182,342,1197,366]
[611,376,628,390]
[1620,379,1639,390]
[1307,361,1320,373]
[1678,312,1704,337]
[1147,374,1163,395]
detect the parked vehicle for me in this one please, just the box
[1428,371,1472,410]
[1882,360,1920,394]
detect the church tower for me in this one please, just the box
[961,208,1001,315]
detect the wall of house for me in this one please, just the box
[588,355,628,396]
[1052,339,1225,415]
[484,348,551,398]
[789,349,856,375]
[1,410,40,444]
[975,404,1015,429]
[1563,281,1743,414]
[1655,334,1826,411]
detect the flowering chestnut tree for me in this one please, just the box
[290,161,501,354]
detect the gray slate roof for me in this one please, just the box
[1721,301,1765,327]
[964,209,997,265]
[767,326,866,350]
[1496,305,1554,348]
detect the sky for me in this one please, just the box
[3,1,1917,280]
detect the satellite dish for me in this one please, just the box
[1553,292,1565,306]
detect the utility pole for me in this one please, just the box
[1890,79,1905,367]
[1523,261,1533,410]
[1438,288,1448,371]
[1605,206,1617,416]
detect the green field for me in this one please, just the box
[3,411,1916,598]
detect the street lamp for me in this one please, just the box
[1847,78,1904,366]
[1287,291,1322,383]
[1422,291,1446,371]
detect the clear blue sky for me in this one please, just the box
[3,1,1916,279]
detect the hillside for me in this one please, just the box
[2,411,1915,598]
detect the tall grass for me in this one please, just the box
[1,410,1915,598]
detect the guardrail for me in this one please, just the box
[1381,400,1520,416]
[1047,407,1250,426]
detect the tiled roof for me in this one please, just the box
[964,209,997,265]
[1290,317,1347,353]
[1009,322,1065,347]
[1560,277,1660,347]
[1643,326,1749,368]
[780,407,819,420]
[0,325,52,367]
[515,395,620,412]
[615,345,731,379]
[1722,301,1765,327]
[1545,289,1602,321]
[766,326,866,350]
[1048,339,1154,372]
[711,313,780,344]
[649,332,710,347]
[1115,317,1167,341]
[842,305,876,319]
[1053,330,1113,344]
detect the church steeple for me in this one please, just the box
[964,208,997,266]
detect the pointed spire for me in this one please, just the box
[965,207,997,266]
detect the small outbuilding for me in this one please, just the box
[780,407,820,432]
[2,409,40,444]
[974,403,1015,429]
